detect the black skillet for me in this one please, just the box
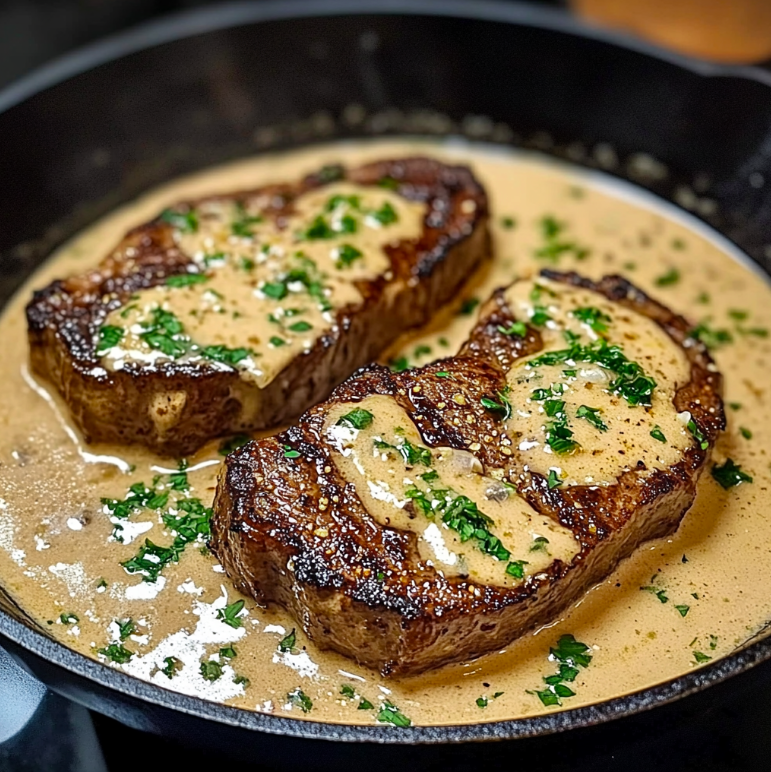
[2,0,771,763]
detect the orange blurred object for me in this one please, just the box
[572,0,771,63]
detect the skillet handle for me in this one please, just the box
[0,645,107,771]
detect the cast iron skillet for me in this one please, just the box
[2,0,771,758]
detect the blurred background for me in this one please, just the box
[4,0,771,93]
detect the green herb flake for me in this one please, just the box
[500,216,516,230]
[498,321,528,337]
[98,643,133,664]
[712,459,753,489]
[655,268,681,287]
[530,536,550,553]
[689,321,733,350]
[200,660,224,682]
[571,306,611,335]
[675,605,690,617]
[219,646,237,659]
[160,208,198,233]
[389,356,409,372]
[458,297,480,316]
[340,684,356,699]
[376,701,411,727]
[336,243,363,267]
[547,470,562,489]
[369,201,398,226]
[217,599,245,628]
[288,688,313,713]
[640,584,669,603]
[165,273,209,288]
[117,618,135,641]
[278,628,297,653]
[650,426,667,443]
[262,281,288,300]
[336,409,375,430]
[740,426,752,440]
[59,613,79,624]
[218,434,251,456]
[692,651,712,664]
[200,345,252,366]
[576,405,608,432]
[505,560,528,579]
[358,698,375,710]
[161,656,181,679]
[288,321,313,333]
[96,325,125,354]
[283,445,301,460]
[530,305,551,327]
[687,418,710,450]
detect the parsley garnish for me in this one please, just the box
[117,618,135,641]
[217,599,245,629]
[576,405,608,432]
[165,273,209,288]
[96,325,125,354]
[529,634,592,707]
[336,409,374,430]
[571,307,611,335]
[288,321,312,333]
[547,470,562,489]
[98,643,133,664]
[376,701,411,727]
[219,646,237,659]
[200,345,252,366]
[686,417,709,450]
[287,688,313,713]
[458,297,480,316]
[60,612,78,624]
[160,208,198,233]
[655,268,680,286]
[530,536,550,553]
[675,605,690,617]
[529,337,657,407]
[711,459,752,489]
[501,216,516,229]
[692,651,712,664]
[270,336,286,347]
[480,391,513,420]
[262,281,288,300]
[389,356,409,372]
[161,656,181,679]
[336,243,363,268]
[283,445,301,459]
[740,426,752,440]
[231,201,263,238]
[505,560,528,579]
[498,321,527,337]
[140,308,188,358]
[689,321,732,350]
[200,660,223,681]
[369,201,398,226]
[530,305,551,326]
[650,426,667,443]
[278,628,297,653]
[534,215,590,262]
[218,434,251,456]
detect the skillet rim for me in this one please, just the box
[1,0,771,745]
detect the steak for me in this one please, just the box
[27,158,490,457]
[210,270,725,676]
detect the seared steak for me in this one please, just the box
[27,158,489,456]
[210,271,725,676]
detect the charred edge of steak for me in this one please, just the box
[210,273,725,651]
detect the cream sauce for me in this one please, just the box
[100,183,425,388]
[0,139,770,727]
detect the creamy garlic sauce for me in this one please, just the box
[1,139,770,727]
[324,395,579,587]
[99,183,425,388]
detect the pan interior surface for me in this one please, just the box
[1,136,770,738]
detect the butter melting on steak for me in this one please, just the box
[210,271,725,676]
[26,158,490,456]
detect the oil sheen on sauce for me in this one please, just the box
[0,139,769,727]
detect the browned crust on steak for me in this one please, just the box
[26,158,490,456]
[210,271,725,676]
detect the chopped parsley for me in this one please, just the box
[711,459,752,489]
[98,643,133,664]
[218,434,251,456]
[140,308,189,359]
[217,599,245,629]
[336,243,363,268]
[161,656,181,679]
[476,692,504,708]
[270,336,286,347]
[480,391,513,420]
[501,216,516,229]
[102,481,169,521]
[692,651,712,664]
[740,426,752,440]
[278,628,297,653]
[571,307,611,335]
[689,321,732,350]
[376,701,411,727]
[498,321,528,337]
[219,646,237,659]
[96,325,125,354]
[288,321,313,333]
[165,273,209,288]
[283,445,301,459]
[200,660,224,681]
[529,337,657,407]
[60,613,78,624]
[336,408,374,430]
[534,215,590,262]
[505,560,528,579]
[650,426,667,443]
[547,470,562,489]
[458,297,480,316]
[675,604,690,617]
[231,201,263,238]
[160,208,198,233]
[576,405,608,432]
[200,345,252,366]
[287,688,313,713]
[262,281,288,300]
[389,356,409,372]
[530,305,551,326]
[116,618,135,641]
[368,201,398,226]
[529,634,592,707]
[530,536,550,553]
[686,417,709,450]
[655,268,680,286]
